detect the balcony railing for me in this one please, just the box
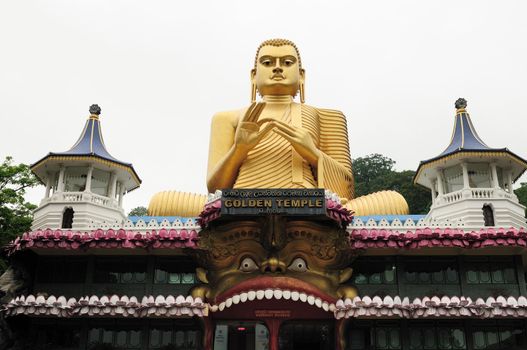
[41,191,119,208]
[435,187,517,206]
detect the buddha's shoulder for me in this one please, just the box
[211,109,242,127]
[303,104,347,119]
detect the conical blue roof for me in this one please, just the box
[31,105,141,189]
[51,113,129,165]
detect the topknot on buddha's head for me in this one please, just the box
[254,38,302,69]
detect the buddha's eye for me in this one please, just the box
[260,58,272,67]
[283,59,294,66]
[288,257,308,272]
[239,257,259,272]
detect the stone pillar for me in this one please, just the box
[44,174,52,198]
[85,165,94,192]
[507,170,513,193]
[118,182,124,206]
[461,162,470,189]
[57,166,65,192]
[109,172,117,198]
[490,163,499,188]
[431,179,437,203]
[437,171,445,195]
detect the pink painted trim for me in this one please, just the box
[5,228,199,256]
[335,295,527,319]
[4,294,206,318]
[198,198,353,228]
[349,227,527,250]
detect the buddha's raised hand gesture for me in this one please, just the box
[265,119,321,167]
[234,102,274,154]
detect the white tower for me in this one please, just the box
[30,105,141,230]
[414,98,526,228]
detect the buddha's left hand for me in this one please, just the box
[267,119,320,167]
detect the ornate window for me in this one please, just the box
[349,322,401,350]
[154,258,196,285]
[471,321,527,349]
[403,257,459,285]
[408,322,466,349]
[351,257,397,285]
[88,323,142,350]
[465,257,516,285]
[94,258,146,284]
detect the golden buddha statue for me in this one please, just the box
[149,39,408,216]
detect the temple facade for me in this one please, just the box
[1,90,527,348]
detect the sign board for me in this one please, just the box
[255,323,269,350]
[254,309,292,318]
[213,324,228,350]
[221,189,325,216]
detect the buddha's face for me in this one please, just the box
[253,45,304,97]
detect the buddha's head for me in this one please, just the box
[252,38,305,101]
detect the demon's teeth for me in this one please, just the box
[283,290,291,300]
[265,289,273,300]
[274,290,283,300]
[248,291,256,301]
[299,293,307,302]
[256,290,265,300]
[315,298,322,308]
[329,304,336,312]
[232,295,240,305]
[240,293,248,303]
[225,298,233,308]
[218,302,226,311]
[322,302,329,312]
[307,295,315,305]
[211,304,218,312]
[291,291,300,301]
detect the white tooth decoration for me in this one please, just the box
[218,302,226,311]
[274,290,283,300]
[248,291,256,301]
[307,295,315,305]
[283,290,291,300]
[256,290,265,300]
[299,293,307,303]
[315,298,322,308]
[210,305,219,312]
[265,289,274,300]
[322,302,329,312]
[225,298,233,308]
[232,295,241,304]
[291,291,300,301]
[240,293,248,302]
[329,304,336,312]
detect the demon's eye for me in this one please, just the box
[239,257,259,272]
[288,257,308,272]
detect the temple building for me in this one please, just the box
[1,40,527,350]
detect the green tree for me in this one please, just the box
[353,154,431,214]
[514,182,527,216]
[128,206,148,216]
[0,157,39,270]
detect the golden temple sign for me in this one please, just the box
[221,189,325,215]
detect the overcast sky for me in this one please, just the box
[1,1,526,214]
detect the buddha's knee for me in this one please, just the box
[346,190,409,216]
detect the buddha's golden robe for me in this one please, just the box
[233,104,354,200]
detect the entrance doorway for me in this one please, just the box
[278,321,335,350]
[214,322,269,350]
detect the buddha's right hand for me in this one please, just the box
[234,102,274,153]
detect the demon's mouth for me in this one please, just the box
[210,276,336,313]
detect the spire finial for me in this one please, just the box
[455,98,467,111]
[89,104,101,116]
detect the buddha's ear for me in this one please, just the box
[299,68,306,83]
[196,268,209,284]
[250,69,256,82]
